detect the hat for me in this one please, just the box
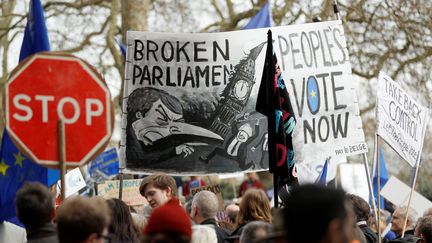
[143,198,192,238]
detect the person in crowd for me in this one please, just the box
[142,198,192,243]
[229,189,272,240]
[183,176,207,197]
[225,202,240,224]
[238,172,265,197]
[15,182,58,243]
[184,199,193,219]
[191,225,217,243]
[369,210,396,241]
[0,220,26,243]
[351,226,367,243]
[389,206,419,242]
[416,215,432,243]
[139,173,177,211]
[239,221,272,243]
[271,184,355,243]
[190,190,229,243]
[423,208,432,218]
[106,198,140,243]
[56,196,110,243]
[130,212,147,235]
[217,202,240,232]
[347,194,377,243]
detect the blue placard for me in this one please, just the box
[88,148,119,178]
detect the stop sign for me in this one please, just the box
[5,52,114,168]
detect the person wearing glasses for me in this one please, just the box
[56,196,111,243]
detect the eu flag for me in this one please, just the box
[372,148,389,209]
[317,159,328,185]
[256,30,298,195]
[0,0,59,223]
[243,2,271,29]
[19,0,50,62]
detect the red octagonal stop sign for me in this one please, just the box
[5,52,114,168]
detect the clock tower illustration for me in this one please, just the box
[210,42,265,138]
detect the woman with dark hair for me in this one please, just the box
[228,189,272,240]
[106,198,141,243]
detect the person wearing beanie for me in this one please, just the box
[142,198,192,243]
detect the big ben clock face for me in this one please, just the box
[233,79,250,100]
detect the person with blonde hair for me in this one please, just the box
[228,189,271,240]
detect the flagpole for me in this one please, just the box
[362,152,378,232]
[119,168,124,200]
[333,0,341,20]
[376,134,381,243]
[401,157,421,238]
[273,173,278,207]
[58,119,66,201]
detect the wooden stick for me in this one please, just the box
[58,119,66,201]
[401,160,420,238]
[362,152,379,233]
[118,168,124,200]
[376,134,381,243]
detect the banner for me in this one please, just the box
[98,179,146,206]
[120,21,367,174]
[377,72,429,166]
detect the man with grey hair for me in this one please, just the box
[239,221,272,243]
[190,190,229,243]
[389,206,420,242]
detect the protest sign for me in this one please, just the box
[57,168,86,198]
[98,179,146,206]
[120,20,367,174]
[336,163,369,202]
[377,72,429,166]
[88,147,119,180]
[381,176,432,216]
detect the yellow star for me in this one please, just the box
[14,152,25,168]
[0,159,10,176]
[310,89,316,98]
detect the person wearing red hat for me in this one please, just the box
[142,198,192,243]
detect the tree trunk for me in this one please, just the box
[119,0,152,108]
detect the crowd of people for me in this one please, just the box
[1,172,432,243]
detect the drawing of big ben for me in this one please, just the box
[210,42,265,138]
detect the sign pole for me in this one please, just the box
[376,134,381,243]
[118,168,124,200]
[273,173,278,208]
[58,119,66,201]
[401,159,421,238]
[362,152,378,232]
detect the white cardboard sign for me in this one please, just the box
[381,176,432,217]
[377,72,429,166]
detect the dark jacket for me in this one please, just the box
[26,223,58,243]
[201,218,230,243]
[388,229,420,243]
[358,223,378,243]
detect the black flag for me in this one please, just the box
[256,30,298,197]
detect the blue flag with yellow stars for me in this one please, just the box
[0,132,59,221]
[0,0,59,223]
